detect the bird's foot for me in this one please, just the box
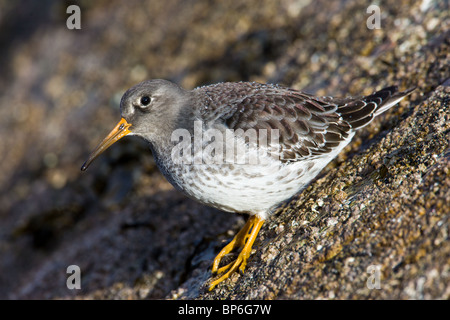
[209,215,265,291]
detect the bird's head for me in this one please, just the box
[81,79,188,171]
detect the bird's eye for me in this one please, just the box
[140,96,151,106]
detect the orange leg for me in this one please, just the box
[209,215,265,290]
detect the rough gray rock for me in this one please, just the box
[0,0,448,299]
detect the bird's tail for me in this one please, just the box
[372,86,416,117]
[337,86,415,130]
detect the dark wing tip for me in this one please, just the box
[377,85,416,100]
[337,85,416,130]
[395,86,416,97]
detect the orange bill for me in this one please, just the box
[81,117,132,171]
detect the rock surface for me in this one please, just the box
[0,0,448,299]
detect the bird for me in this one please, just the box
[81,79,414,290]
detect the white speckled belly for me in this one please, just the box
[153,131,354,218]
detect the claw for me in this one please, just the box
[209,215,265,291]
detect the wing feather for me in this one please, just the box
[195,82,413,163]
